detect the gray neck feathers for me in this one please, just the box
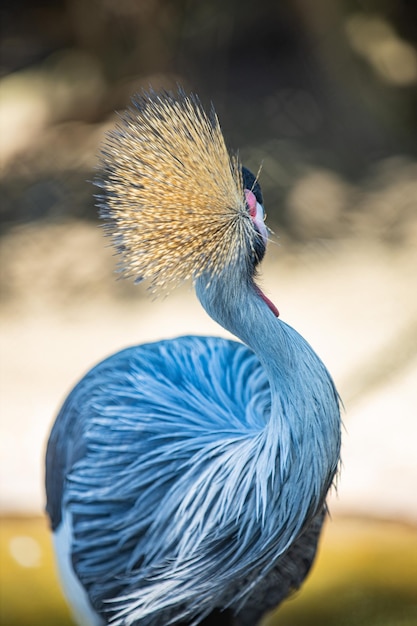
[195,265,340,507]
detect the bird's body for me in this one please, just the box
[46,90,341,625]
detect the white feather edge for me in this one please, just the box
[53,509,104,626]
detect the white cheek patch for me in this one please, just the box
[253,202,268,242]
[244,188,268,243]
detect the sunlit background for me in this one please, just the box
[1,1,416,625]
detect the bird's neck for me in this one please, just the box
[195,267,340,504]
[195,268,292,383]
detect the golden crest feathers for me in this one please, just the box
[97,89,253,291]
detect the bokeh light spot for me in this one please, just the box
[9,535,42,568]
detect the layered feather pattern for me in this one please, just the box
[48,330,339,626]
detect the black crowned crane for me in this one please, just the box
[45,89,341,626]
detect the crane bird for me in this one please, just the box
[45,89,341,626]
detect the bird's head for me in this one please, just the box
[97,89,270,294]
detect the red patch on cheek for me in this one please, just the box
[244,189,257,218]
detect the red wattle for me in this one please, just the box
[255,285,280,317]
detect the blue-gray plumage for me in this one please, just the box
[45,90,341,626]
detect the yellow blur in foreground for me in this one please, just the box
[0,516,416,626]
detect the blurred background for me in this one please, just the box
[0,1,416,624]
